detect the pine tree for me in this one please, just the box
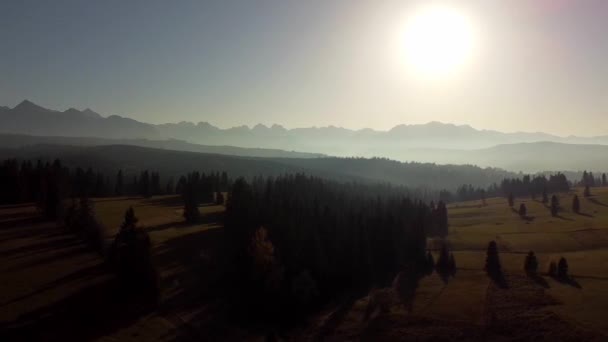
[436,201,449,237]
[508,193,514,207]
[524,251,538,275]
[584,185,591,198]
[572,195,580,214]
[485,241,502,280]
[518,203,527,218]
[551,195,559,217]
[603,173,607,187]
[448,253,456,276]
[557,257,569,280]
[542,188,549,204]
[548,261,557,277]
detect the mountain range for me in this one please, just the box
[2,100,608,172]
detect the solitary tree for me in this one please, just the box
[485,241,502,280]
[436,201,449,237]
[548,261,557,277]
[572,195,580,214]
[542,188,549,204]
[550,195,559,217]
[584,185,591,198]
[557,257,569,280]
[518,203,527,218]
[524,251,538,275]
[508,193,514,207]
[448,253,456,276]
[603,173,607,187]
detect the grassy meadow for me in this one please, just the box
[2,187,608,340]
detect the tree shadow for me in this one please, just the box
[555,276,582,289]
[0,216,47,231]
[0,277,155,342]
[142,196,183,207]
[576,212,594,218]
[1,235,81,260]
[0,203,34,210]
[588,198,608,207]
[527,274,550,289]
[555,215,574,221]
[489,273,509,289]
[0,262,107,307]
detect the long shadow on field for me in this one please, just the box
[528,274,550,288]
[510,208,535,222]
[0,235,81,259]
[0,277,154,342]
[555,215,574,221]
[576,212,594,218]
[0,262,107,307]
[4,245,91,272]
[555,277,582,289]
[143,196,183,207]
[0,216,47,231]
[588,198,608,207]
[153,225,231,340]
[0,203,34,210]
[0,211,35,221]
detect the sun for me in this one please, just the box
[401,5,476,77]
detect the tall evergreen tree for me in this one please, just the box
[584,185,591,198]
[508,193,514,207]
[524,251,538,275]
[485,241,502,280]
[572,195,580,214]
[518,203,527,218]
[550,195,559,217]
[603,173,607,187]
[542,188,549,204]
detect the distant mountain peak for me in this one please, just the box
[82,108,102,118]
[14,99,49,112]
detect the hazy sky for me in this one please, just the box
[2,0,607,136]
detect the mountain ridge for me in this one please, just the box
[2,100,608,159]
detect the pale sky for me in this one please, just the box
[2,0,607,136]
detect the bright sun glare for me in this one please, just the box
[401,5,476,77]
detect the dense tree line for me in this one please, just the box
[0,159,187,206]
[222,174,441,319]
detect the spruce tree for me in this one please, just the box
[524,251,538,275]
[584,185,591,198]
[485,241,502,280]
[550,195,559,217]
[542,188,549,204]
[548,261,557,277]
[603,173,607,187]
[572,195,580,214]
[518,203,527,218]
[448,253,456,276]
[508,193,514,207]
